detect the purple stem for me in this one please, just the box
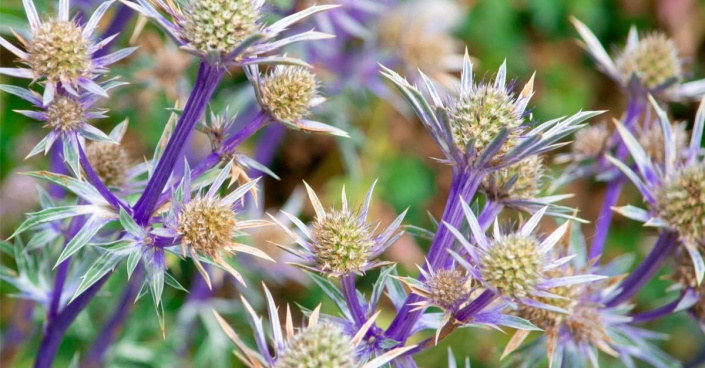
[455,290,497,322]
[94,4,133,58]
[35,272,112,368]
[47,216,84,325]
[250,123,286,175]
[133,62,225,225]
[80,269,143,368]
[78,142,127,211]
[384,169,485,343]
[606,231,678,307]
[152,112,269,210]
[589,96,646,261]
[630,289,691,324]
[48,142,67,198]
[341,274,366,326]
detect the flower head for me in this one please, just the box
[610,96,705,284]
[123,0,336,64]
[214,284,412,368]
[0,0,136,104]
[571,18,705,100]
[247,64,348,137]
[84,141,130,187]
[162,161,271,288]
[381,53,601,169]
[399,263,472,313]
[271,181,406,277]
[570,122,611,160]
[481,155,545,201]
[637,120,688,164]
[448,203,605,310]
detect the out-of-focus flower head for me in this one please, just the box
[610,96,705,285]
[214,284,413,368]
[160,161,272,288]
[381,53,601,170]
[246,64,348,137]
[571,18,705,100]
[670,249,705,333]
[1,81,125,178]
[636,119,689,164]
[134,32,193,101]
[504,225,683,368]
[270,181,406,277]
[122,0,337,65]
[447,204,605,311]
[0,0,136,104]
[376,0,463,86]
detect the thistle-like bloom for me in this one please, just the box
[270,182,406,277]
[609,96,705,284]
[0,0,136,104]
[571,18,705,100]
[381,53,601,169]
[214,285,413,368]
[161,161,272,288]
[1,81,124,177]
[447,203,605,311]
[122,0,337,65]
[246,64,348,136]
[636,119,688,164]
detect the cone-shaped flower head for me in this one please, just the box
[515,267,579,330]
[571,18,705,100]
[447,203,605,310]
[163,161,271,288]
[0,0,136,104]
[275,322,355,368]
[610,96,705,284]
[399,263,472,312]
[215,285,414,368]
[570,122,611,160]
[637,120,688,163]
[247,64,348,137]
[85,141,130,187]
[481,155,545,201]
[123,0,337,64]
[381,52,601,169]
[271,181,406,277]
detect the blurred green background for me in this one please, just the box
[1,0,705,367]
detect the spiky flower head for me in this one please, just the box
[0,0,136,104]
[84,141,129,187]
[271,182,406,277]
[516,268,579,330]
[448,203,605,309]
[610,96,705,284]
[615,33,681,91]
[45,94,85,132]
[637,120,688,163]
[217,285,412,368]
[654,166,705,243]
[177,0,259,55]
[399,264,472,312]
[247,64,348,137]
[482,155,545,200]
[571,18,705,100]
[259,66,319,123]
[570,122,611,159]
[124,0,337,63]
[275,323,355,368]
[381,55,600,169]
[163,161,270,288]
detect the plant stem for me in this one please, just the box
[133,62,225,225]
[589,95,645,261]
[630,289,692,324]
[80,269,143,368]
[78,142,127,211]
[341,273,366,326]
[35,272,112,368]
[606,231,678,307]
[384,168,485,343]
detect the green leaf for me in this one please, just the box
[71,251,122,302]
[55,216,113,267]
[307,272,351,318]
[9,205,96,239]
[119,208,144,238]
[164,272,188,292]
[63,138,82,179]
[126,250,141,280]
[95,238,138,253]
[25,171,105,204]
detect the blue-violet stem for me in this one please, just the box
[630,289,694,324]
[78,142,127,211]
[133,62,225,225]
[606,231,679,307]
[384,168,485,343]
[80,269,143,368]
[341,273,366,326]
[34,272,112,368]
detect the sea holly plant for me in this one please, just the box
[2,1,705,367]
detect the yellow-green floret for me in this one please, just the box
[310,209,374,275]
[275,323,355,368]
[482,234,544,299]
[26,20,91,82]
